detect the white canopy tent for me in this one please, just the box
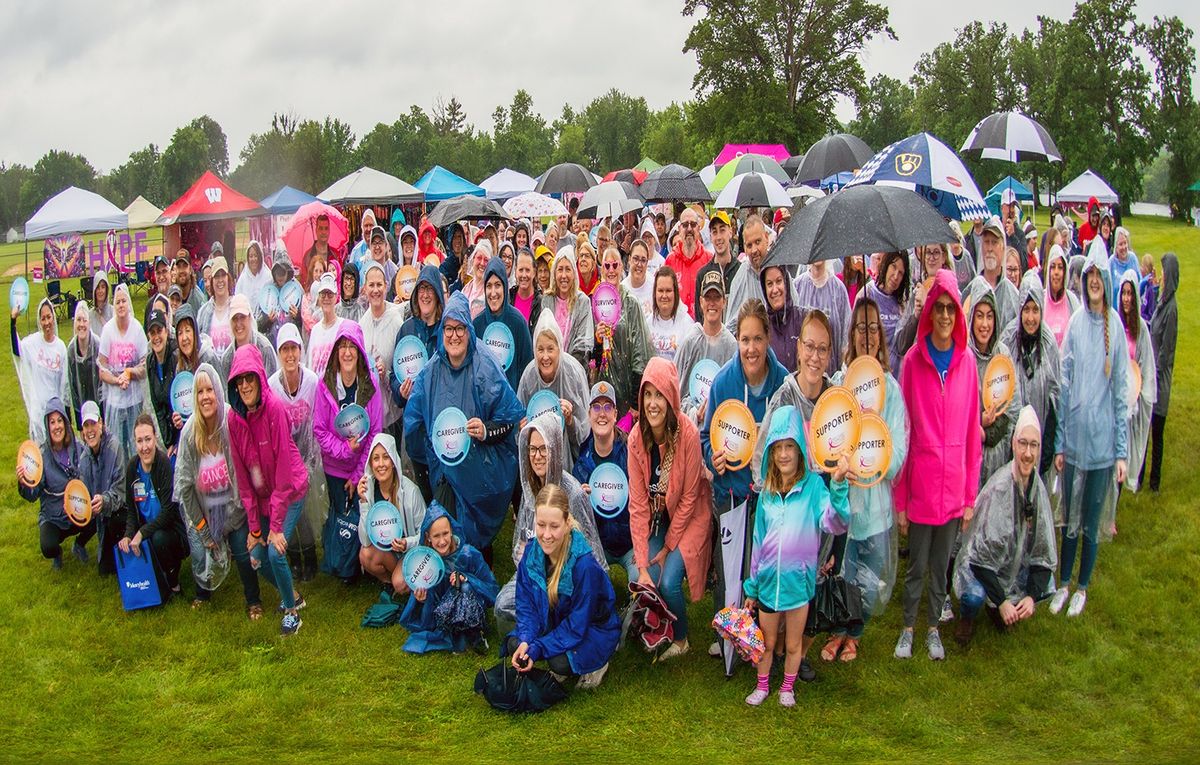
[124,195,163,229]
[318,166,424,205]
[1056,169,1119,205]
[25,186,128,238]
[479,168,537,200]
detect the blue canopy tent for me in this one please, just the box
[414,166,485,202]
[985,176,1034,217]
[260,186,321,215]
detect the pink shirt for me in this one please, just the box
[1043,292,1072,348]
[513,291,534,322]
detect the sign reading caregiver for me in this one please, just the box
[42,230,160,279]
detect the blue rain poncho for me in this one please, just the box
[404,292,525,551]
[473,256,534,395]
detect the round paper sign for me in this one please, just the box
[63,478,92,527]
[170,371,195,417]
[396,265,419,300]
[849,412,892,489]
[279,280,304,311]
[810,386,862,471]
[843,355,886,413]
[688,359,721,403]
[1127,360,1142,410]
[526,389,563,428]
[589,462,629,520]
[9,276,30,314]
[402,545,446,590]
[482,321,515,371]
[431,406,470,466]
[392,335,428,384]
[257,285,281,317]
[16,439,42,486]
[334,404,370,440]
[591,281,622,326]
[982,354,1016,412]
[366,501,403,551]
[710,400,756,470]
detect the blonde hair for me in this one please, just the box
[764,438,805,495]
[190,369,221,456]
[535,484,578,608]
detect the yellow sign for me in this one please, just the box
[849,413,892,489]
[983,354,1016,412]
[844,355,886,413]
[711,400,757,471]
[395,264,420,301]
[63,479,93,528]
[16,440,42,486]
[810,386,862,471]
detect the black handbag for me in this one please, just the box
[474,662,567,713]
[804,574,865,636]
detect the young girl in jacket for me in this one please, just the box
[628,356,714,661]
[1050,243,1130,618]
[314,322,384,584]
[744,405,851,706]
[508,484,619,691]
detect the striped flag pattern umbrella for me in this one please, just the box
[961,111,1062,163]
[847,132,991,221]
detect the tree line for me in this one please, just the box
[0,0,1194,233]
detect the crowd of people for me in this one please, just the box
[10,194,1180,705]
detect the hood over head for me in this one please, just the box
[245,240,265,273]
[191,362,228,431]
[340,262,361,300]
[518,415,567,498]
[1158,252,1178,306]
[270,240,294,278]
[408,264,445,321]
[92,270,111,301]
[418,501,464,551]
[965,278,999,357]
[42,396,73,448]
[532,308,564,352]
[228,343,271,417]
[637,356,682,416]
[483,255,512,313]
[438,291,477,362]
[1082,237,1112,312]
[390,209,407,229]
[758,404,809,481]
[916,269,968,349]
[321,319,373,391]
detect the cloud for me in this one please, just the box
[2,0,1195,174]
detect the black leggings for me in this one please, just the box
[504,636,573,677]
[1146,413,1166,490]
[39,521,96,560]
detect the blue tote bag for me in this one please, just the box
[114,541,164,611]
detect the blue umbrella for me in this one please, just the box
[819,172,856,193]
[260,185,321,215]
[846,132,990,221]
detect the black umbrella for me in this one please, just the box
[793,134,874,184]
[534,163,597,195]
[426,194,511,228]
[762,185,957,267]
[781,154,805,177]
[640,163,711,202]
[960,111,1062,163]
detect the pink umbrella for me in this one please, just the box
[283,202,349,273]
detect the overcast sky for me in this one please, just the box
[3,0,1196,173]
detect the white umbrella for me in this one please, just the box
[577,181,643,220]
[713,172,793,209]
[502,192,569,219]
[961,111,1061,163]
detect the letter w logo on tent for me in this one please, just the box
[204,187,222,204]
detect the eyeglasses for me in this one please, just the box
[801,341,830,358]
[632,255,649,265]
[528,445,549,458]
[680,222,697,229]
[1015,438,1041,453]
[854,322,881,335]
[932,302,956,316]
[590,402,615,415]
[443,324,467,338]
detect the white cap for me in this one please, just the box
[80,400,101,424]
[276,322,303,352]
[316,272,338,295]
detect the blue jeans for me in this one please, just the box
[249,499,304,609]
[642,530,689,640]
[1060,465,1112,589]
[606,548,637,582]
[106,403,139,465]
[839,532,888,638]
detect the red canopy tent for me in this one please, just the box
[157,171,267,271]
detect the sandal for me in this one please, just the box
[820,634,846,662]
[247,604,264,621]
[839,637,859,662]
[191,598,206,610]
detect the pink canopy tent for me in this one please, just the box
[714,143,791,166]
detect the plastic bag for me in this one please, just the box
[804,574,864,636]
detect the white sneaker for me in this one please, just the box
[778,690,796,708]
[1067,590,1087,617]
[745,688,769,706]
[939,596,955,623]
[576,663,609,690]
[658,638,690,661]
[894,629,913,659]
[708,641,722,657]
[1049,586,1071,615]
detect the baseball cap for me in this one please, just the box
[276,322,303,353]
[207,256,229,276]
[589,381,616,408]
[153,255,169,269]
[370,225,387,243]
[709,210,732,229]
[80,401,101,424]
[316,272,338,295]
[146,308,168,332]
[173,249,191,265]
[167,285,184,300]
[700,270,725,297]
[230,293,252,318]
[1000,188,1018,206]
[982,215,1005,240]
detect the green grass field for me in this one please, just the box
[0,215,1196,763]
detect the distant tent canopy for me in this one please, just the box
[260,185,321,215]
[320,167,424,205]
[157,171,266,225]
[124,196,163,229]
[1056,169,1119,205]
[714,143,790,166]
[414,165,485,201]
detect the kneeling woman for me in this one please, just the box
[357,433,427,592]
[399,503,498,654]
[120,414,189,596]
[628,356,713,661]
[744,406,850,707]
[17,398,93,569]
[508,484,619,690]
[174,364,262,616]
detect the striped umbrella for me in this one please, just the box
[713,172,793,210]
[847,132,990,221]
[961,111,1062,163]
